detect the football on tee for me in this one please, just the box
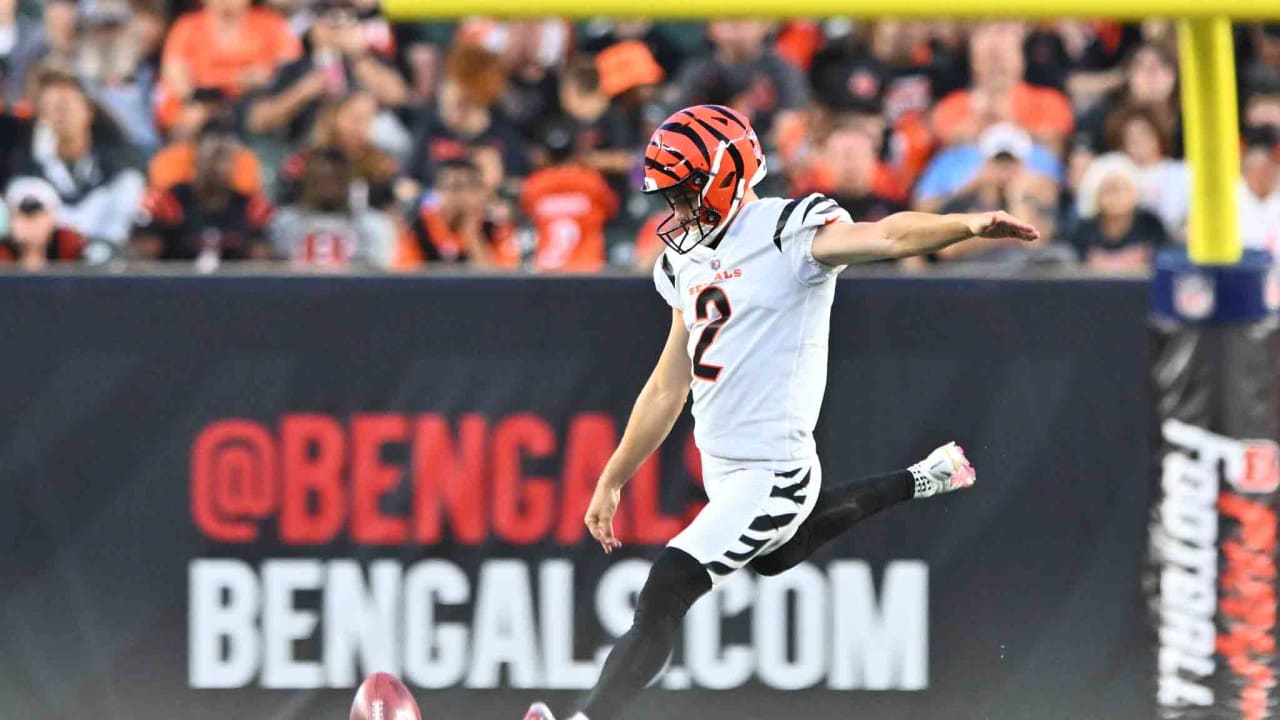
[350,672,422,720]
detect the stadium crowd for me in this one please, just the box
[0,3,1278,272]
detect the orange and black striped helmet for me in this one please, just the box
[642,105,766,253]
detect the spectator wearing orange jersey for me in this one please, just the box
[931,22,1074,153]
[402,158,513,268]
[158,0,301,135]
[149,113,263,195]
[132,121,273,266]
[519,116,617,272]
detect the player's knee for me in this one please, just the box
[634,548,711,630]
[749,551,793,577]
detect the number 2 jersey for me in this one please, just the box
[653,194,853,463]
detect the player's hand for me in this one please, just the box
[965,211,1040,242]
[585,484,623,554]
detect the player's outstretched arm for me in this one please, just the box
[585,309,692,554]
[811,210,1041,265]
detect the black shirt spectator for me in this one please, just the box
[1070,151,1168,269]
[672,20,809,145]
[132,124,273,263]
[133,182,272,261]
[810,22,942,123]
[1077,42,1182,157]
[247,0,407,143]
[1069,208,1167,267]
[407,44,529,191]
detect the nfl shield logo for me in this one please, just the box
[711,258,721,270]
[1173,273,1215,320]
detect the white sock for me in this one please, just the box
[908,460,933,498]
[568,714,590,720]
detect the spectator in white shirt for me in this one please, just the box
[1106,101,1189,241]
[1240,128,1280,256]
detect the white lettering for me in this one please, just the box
[539,560,596,689]
[189,559,261,688]
[828,560,928,690]
[403,560,469,688]
[466,560,541,688]
[324,560,401,685]
[262,560,325,688]
[756,564,828,689]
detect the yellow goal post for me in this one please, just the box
[380,0,1280,266]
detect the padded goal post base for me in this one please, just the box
[1148,248,1280,719]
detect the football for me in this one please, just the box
[349,672,423,720]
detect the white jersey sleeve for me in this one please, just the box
[653,252,680,309]
[774,193,853,286]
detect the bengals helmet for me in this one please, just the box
[643,105,766,254]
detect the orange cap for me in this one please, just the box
[596,40,664,97]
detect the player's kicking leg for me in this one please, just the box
[751,442,975,577]
[524,453,822,720]
[522,443,974,720]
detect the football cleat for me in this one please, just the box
[524,702,557,720]
[909,442,976,498]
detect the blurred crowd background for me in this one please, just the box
[0,1,1278,273]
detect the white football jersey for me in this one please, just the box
[653,193,852,463]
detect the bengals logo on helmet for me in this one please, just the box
[642,105,767,254]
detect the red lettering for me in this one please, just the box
[1216,493,1278,717]
[350,414,409,544]
[628,455,685,544]
[413,414,489,544]
[558,414,617,544]
[280,414,346,544]
[492,413,556,544]
[191,419,277,542]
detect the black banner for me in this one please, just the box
[0,274,1153,720]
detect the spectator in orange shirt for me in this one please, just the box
[159,0,301,136]
[931,22,1074,153]
[132,121,273,267]
[149,111,262,195]
[519,116,618,272]
[402,157,512,268]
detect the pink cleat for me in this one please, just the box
[524,702,557,720]
[909,442,977,498]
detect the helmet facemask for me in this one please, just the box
[655,170,724,254]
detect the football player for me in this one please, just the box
[525,104,1039,720]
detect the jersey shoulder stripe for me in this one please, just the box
[772,193,850,252]
[661,252,676,286]
[771,198,802,251]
